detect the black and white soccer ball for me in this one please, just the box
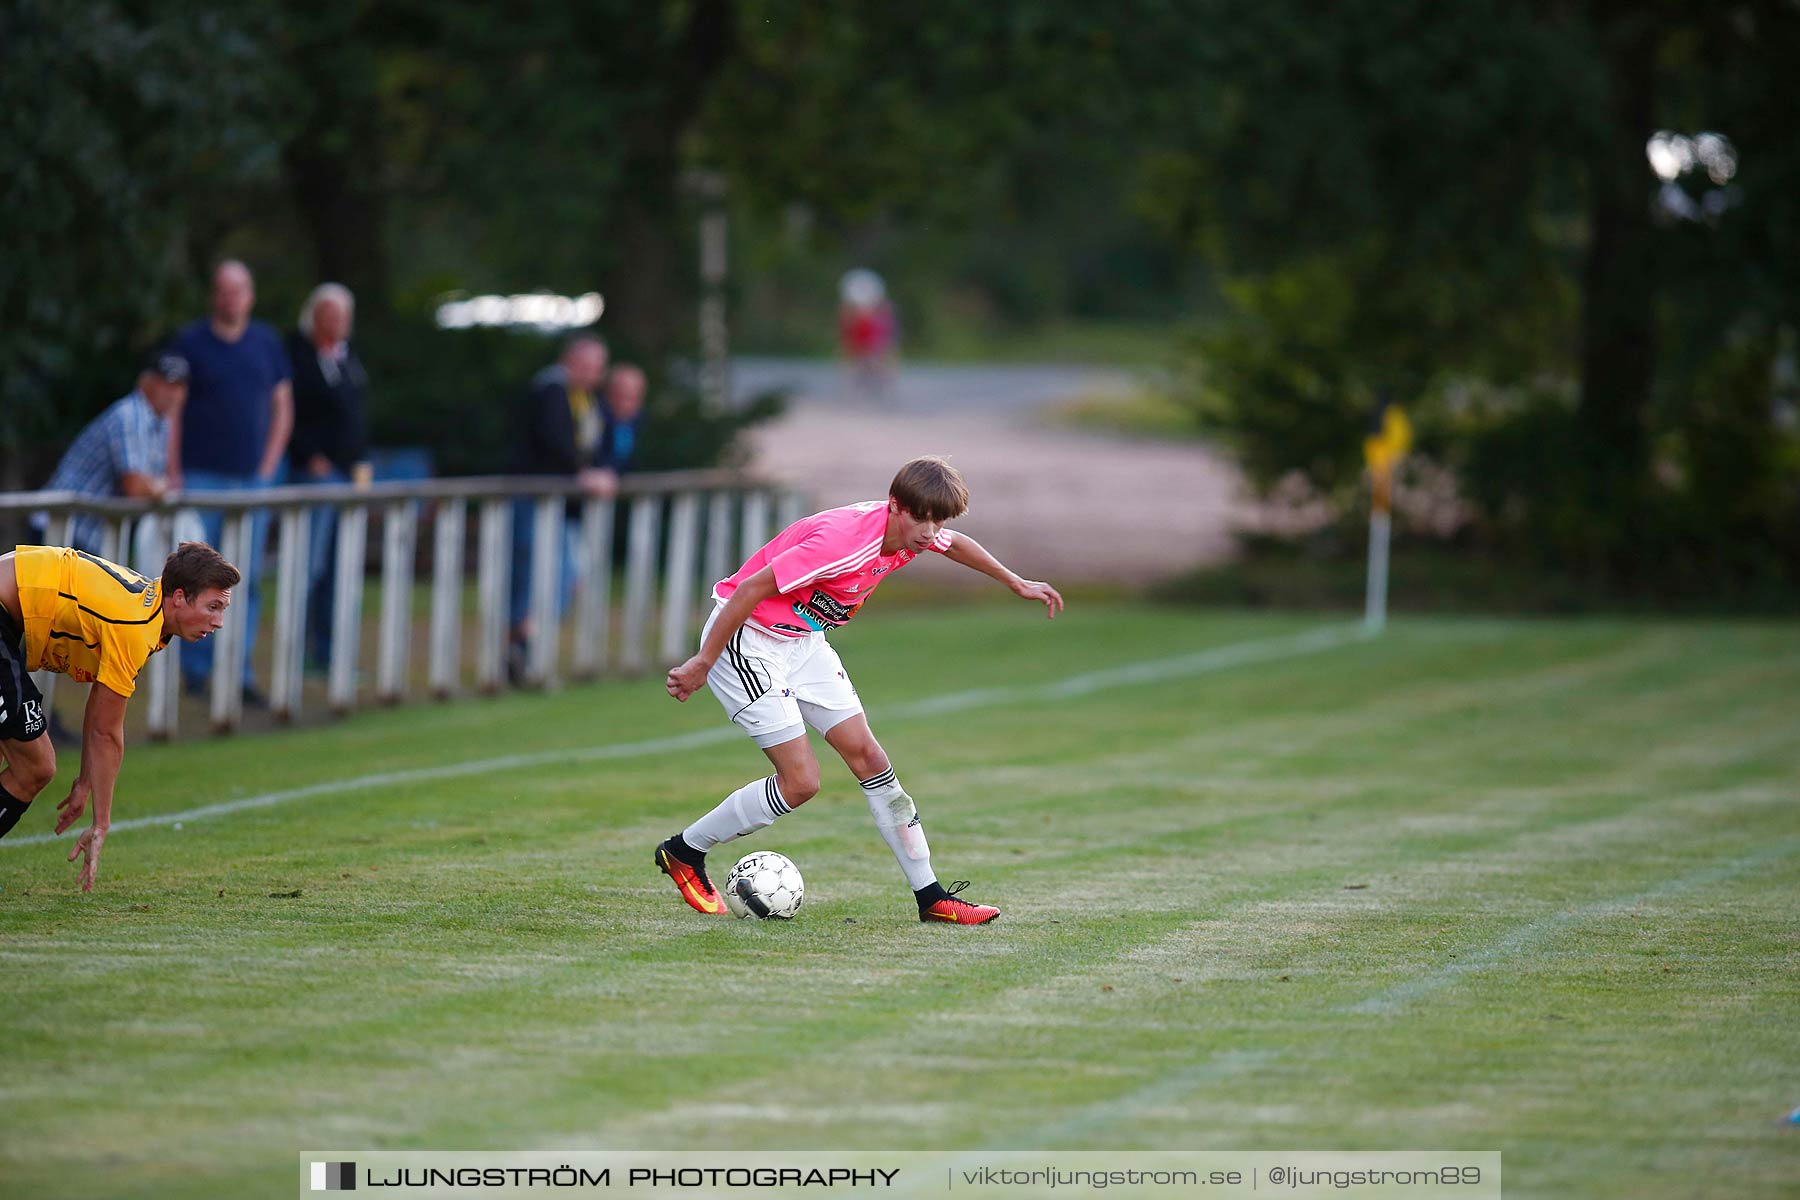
[724,851,805,920]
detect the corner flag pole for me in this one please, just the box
[1365,501,1391,633]
[1363,401,1411,635]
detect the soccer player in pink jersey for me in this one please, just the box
[660,456,1063,923]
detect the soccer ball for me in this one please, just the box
[723,851,805,920]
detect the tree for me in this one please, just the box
[0,0,287,484]
[1140,0,1800,592]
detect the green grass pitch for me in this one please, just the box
[1,605,1796,1199]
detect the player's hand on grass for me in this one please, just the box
[67,824,106,892]
[1012,579,1064,618]
[54,780,91,835]
[666,655,711,702]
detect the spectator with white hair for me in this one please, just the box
[286,282,372,671]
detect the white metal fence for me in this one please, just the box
[1,471,805,739]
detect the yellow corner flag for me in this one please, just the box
[1363,404,1413,474]
[1363,403,1411,513]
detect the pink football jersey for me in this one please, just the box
[714,501,955,637]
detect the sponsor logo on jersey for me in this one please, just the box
[871,564,891,576]
[798,590,858,629]
[22,700,44,736]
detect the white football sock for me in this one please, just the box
[860,767,937,890]
[683,776,790,853]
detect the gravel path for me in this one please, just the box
[734,359,1281,584]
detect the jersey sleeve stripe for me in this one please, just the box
[784,537,882,590]
[786,536,881,587]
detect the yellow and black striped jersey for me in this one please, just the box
[13,545,169,697]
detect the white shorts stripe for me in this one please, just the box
[702,604,863,747]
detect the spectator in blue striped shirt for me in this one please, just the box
[34,352,189,553]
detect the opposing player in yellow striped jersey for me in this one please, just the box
[0,542,239,889]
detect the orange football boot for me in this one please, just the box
[655,837,728,915]
[920,880,1000,924]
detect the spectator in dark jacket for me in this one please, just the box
[287,283,371,669]
[508,337,620,676]
[511,336,612,485]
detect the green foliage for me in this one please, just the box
[357,318,553,476]
[710,2,1210,354]
[0,0,288,451]
[1149,1,1800,598]
[359,312,784,477]
[628,383,785,474]
[7,0,1795,600]
[1186,260,1370,496]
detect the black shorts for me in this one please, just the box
[0,605,47,743]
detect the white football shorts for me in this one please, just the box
[702,603,864,748]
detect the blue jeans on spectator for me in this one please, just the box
[303,466,349,668]
[508,497,579,633]
[181,467,279,690]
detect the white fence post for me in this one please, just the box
[377,500,417,703]
[143,513,180,741]
[774,488,806,532]
[701,491,733,619]
[658,491,702,665]
[619,495,662,675]
[475,498,511,693]
[429,500,466,698]
[329,503,368,713]
[739,490,770,562]
[526,496,563,688]
[572,497,614,679]
[271,506,310,721]
[97,517,123,566]
[210,508,254,732]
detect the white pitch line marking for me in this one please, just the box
[1342,836,1800,1015]
[2,624,1369,849]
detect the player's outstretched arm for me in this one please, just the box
[54,682,129,891]
[943,534,1064,619]
[665,565,781,701]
